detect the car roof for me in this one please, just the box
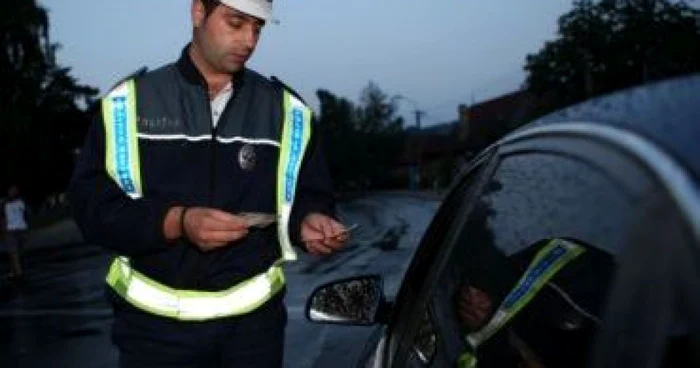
[529,73,700,181]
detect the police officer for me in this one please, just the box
[69,0,348,367]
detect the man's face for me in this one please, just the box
[192,1,264,74]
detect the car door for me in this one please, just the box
[386,122,698,367]
[377,150,501,367]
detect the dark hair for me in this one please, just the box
[200,0,219,17]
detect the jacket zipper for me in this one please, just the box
[193,88,217,289]
[206,83,241,206]
[195,82,241,288]
[207,103,217,208]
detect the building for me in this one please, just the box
[457,89,542,153]
[394,89,548,189]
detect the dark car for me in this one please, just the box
[305,75,700,368]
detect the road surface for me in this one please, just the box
[0,193,439,368]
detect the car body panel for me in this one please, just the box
[307,75,700,367]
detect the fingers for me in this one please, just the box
[183,208,250,252]
[302,226,347,247]
[301,214,353,255]
[321,221,348,246]
[328,220,347,235]
[457,286,493,329]
[193,229,250,252]
[205,229,249,243]
[199,216,246,232]
[303,216,350,241]
[306,241,334,256]
[188,208,249,232]
[205,209,249,229]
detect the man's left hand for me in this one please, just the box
[301,213,349,255]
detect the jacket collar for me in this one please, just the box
[176,43,245,91]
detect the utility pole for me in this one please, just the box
[414,109,425,189]
[414,110,424,130]
[396,95,424,190]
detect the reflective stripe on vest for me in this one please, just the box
[103,80,142,199]
[107,257,285,321]
[101,80,312,320]
[276,91,312,262]
[457,239,585,368]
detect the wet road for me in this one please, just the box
[0,193,439,368]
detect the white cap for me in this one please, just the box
[219,0,273,22]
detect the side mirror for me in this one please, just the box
[305,275,388,326]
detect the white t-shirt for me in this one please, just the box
[4,199,28,231]
[210,82,233,128]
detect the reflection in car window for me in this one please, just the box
[410,309,437,365]
[400,159,496,368]
[456,239,614,367]
[424,152,638,367]
[486,154,635,256]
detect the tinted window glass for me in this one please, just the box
[421,152,644,367]
[399,159,496,368]
[486,154,636,256]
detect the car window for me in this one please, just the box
[390,154,499,368]
[404,148,654,367]
[483,153,641,256]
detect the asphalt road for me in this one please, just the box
[0,193,439,368]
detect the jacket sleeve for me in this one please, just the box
[288,120,337,248]
[68,107,176,257]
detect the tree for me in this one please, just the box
[357,82,403,135]
[356,82,404,189]
[524,0,700,115]
[316,89,363,190]
[316,82,404,191]
[0,0,97,205]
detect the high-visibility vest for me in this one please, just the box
[457,239,585,368]
[101,79,312,321]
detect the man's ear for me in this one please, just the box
[192,0,206,28]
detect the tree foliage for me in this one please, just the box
[0,0,98,204]
[525,0,700,113]
[316,82,404,191]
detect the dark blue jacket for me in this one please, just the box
[69,47,335,291]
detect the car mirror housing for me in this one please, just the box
[305,275,389,326]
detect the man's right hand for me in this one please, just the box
[164,207,249,252]
[457,285,493,330]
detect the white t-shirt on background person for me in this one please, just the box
[4,199,28,231]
